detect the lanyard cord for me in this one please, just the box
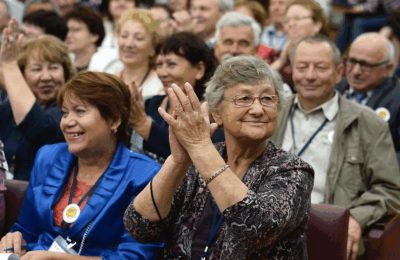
[201,165,251,260]
[60,159,108,234]
[290,104,328,157]
[120,69,151,87]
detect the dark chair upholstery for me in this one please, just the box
[307,204,350,260]
[1,180,29,237]
[366,215,400,260]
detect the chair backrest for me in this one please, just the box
[1,179,29,237]
[307,204,350,260]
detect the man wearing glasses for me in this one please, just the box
[270,34,400,260]
[337,32,400,165]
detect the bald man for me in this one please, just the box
[337,32,400,164]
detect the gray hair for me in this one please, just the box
[205,55,285,113]
[218,0,234,12]
[385,39,395,62]
[215,12,261,48]
[291,34,342,67]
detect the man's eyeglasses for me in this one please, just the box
[223,95,279,107]
[282,16,312,26]
[346,57,390,72]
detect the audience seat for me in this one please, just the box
[0,179,29,237]
[307,204,350,260]
[366,214,400,260]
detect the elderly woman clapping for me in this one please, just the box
[124,56,314,259]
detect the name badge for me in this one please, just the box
[48,236,78,255]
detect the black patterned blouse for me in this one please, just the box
[124,142,314,259]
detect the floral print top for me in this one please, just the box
[124,142,314,259]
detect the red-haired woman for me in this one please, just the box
[0,71,163,259]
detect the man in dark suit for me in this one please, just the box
[336,32,400,164]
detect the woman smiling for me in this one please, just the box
[0,71,163,260]
[115,9,164,100]
[0,19,75,180]
[128,32,220,162]
[125,55,314,259]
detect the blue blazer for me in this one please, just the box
[11,142,163,259]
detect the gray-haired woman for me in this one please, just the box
[124,55,314,259]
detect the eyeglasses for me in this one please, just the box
[223,95,279,107]
[282,16,312,26]
[346,57,390,72]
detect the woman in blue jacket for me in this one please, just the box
[0,70,163,259]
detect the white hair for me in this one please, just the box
[386,40,395,62]
[218,0,234,12]
[215,12,261,47]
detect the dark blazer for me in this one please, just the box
[336,76,400,164]
[0,101,65,180]
[143,95,225,160]
[11,142,163,259]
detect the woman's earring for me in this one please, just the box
[113,128,118,134]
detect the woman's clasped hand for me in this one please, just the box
[159,83,218,161]
[128,82,148,128]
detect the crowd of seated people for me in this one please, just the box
[0,0,399,259]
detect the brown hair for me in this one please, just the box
[116,8,162,69]
[286,0,330,38]
[57,71,132,146]
[234,0,268,27]
[18,35,76,82]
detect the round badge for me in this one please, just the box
[63,204,81,223]
[328,130,335,143]
[375,107,391,122]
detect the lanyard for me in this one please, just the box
[290,105,328,157]
[139,69,150,87]
[60,160,106,234]
[201,165,251,260]
[120,69,150,87]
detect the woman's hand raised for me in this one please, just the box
[127,81,148,128]
[0,18,24,66]
[158,83,218,155]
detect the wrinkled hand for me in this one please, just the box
[158,82,218,154]
[170,11,197,34]
[128,81,148,128]
[20,250,54,260]
[168,116,191,166]
[0,231,27,257]
[0,18,25,65]
[347,215,362,260]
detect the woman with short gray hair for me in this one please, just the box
[125,55,314,259]
[205,55,285,111]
